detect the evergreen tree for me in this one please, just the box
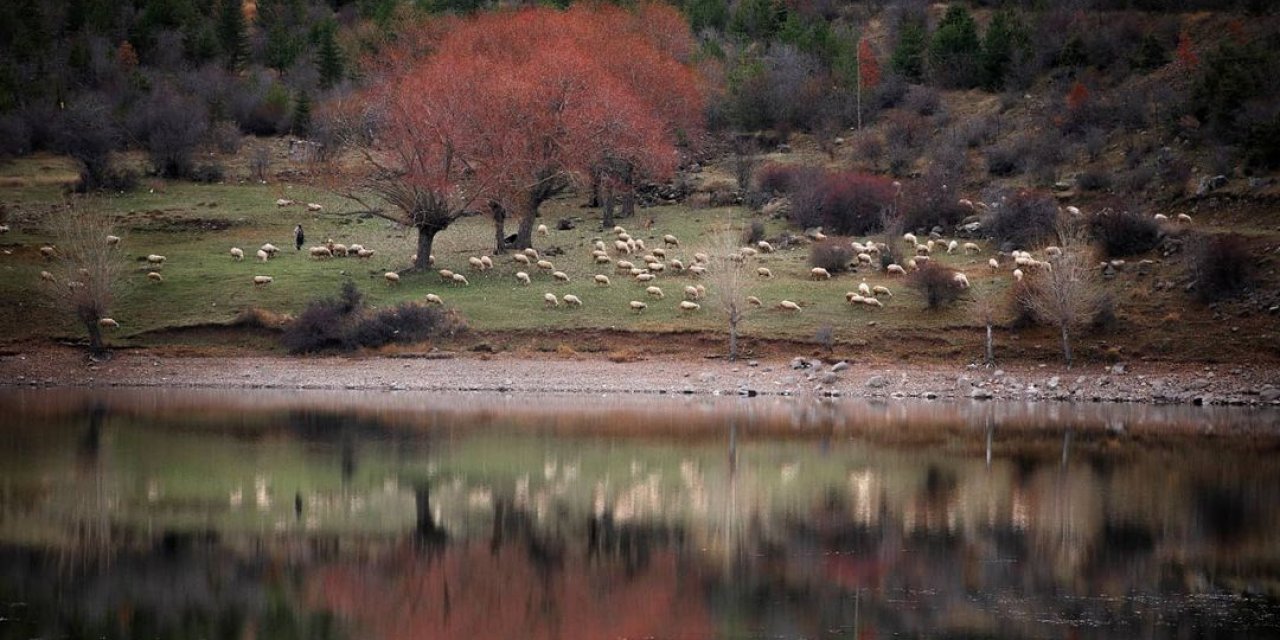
[292,91,312,137]
[1056,34,1087,69]
[778,12,837,63]
[729,0,783,41]
[890,13,927,82]
[316,23,345,89]
[1132,32,1169,72]
[929,4,980,88]
[216,0,248,71]
[684,0,729,33]
[980,9,1029,91]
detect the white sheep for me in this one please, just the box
[594,274,611,287]
[439,269,455,281]
[523,248,539,259]
[253,275,273,286]
[1013,268,1024,282]
[553,271,570,282]
[669,259,684,271]
[516,272,531,285]
[147,271,164,282]
[873,285,892,297]
[425,293,444,305]
[275,198,295,207]
[1154,213,1169,222]
[756,267,773,278]
[635,273,655,283]
[39,270,55,282]
[663,234,679,246]
[645,286,664,299]
[384,272,400,285]
[309,246,332,259]
[683,285,700,300]
[537,224,549,236]
[958,198,974,210]
[614,240,631,255]
[146,254,167,265]
[778,300,801,312]
[38,245,56,259]
[629,300,647,312]
[593,240,606,251]
[261,243,279,255]
[648,262,665,273]
[563,294,583,307]
[1177,213,1193,224]
[618,232,632,242]
[257,249,269,262]
[755,241,774,253]
[688,265,706,277]
[452,273,469,286]
[1045,246,1063,258]
[629,268,644,276]
[857,253,873,266]
[615,260,635,273]
[963,242,980,254]
[988,258,1000,270]
[693,252,709,264]
[97,317,119,328]
[330,244,348,257]
[106,235,121,246]
[536,260,555,271]
[468,256,485,270]
[479,255,493,269]
[858,281,872,297]
[652,248,667,258]
[613,226,627,235]
[747,296,763,307]
[679,301,700,312]
[347,243,364,254]
[594,255,612,265]
[514,253,531,265]
[946,240,959,254]
[953,272,970,288]
[810,267,832,280]
[356,248,375,259]
[886,264,906,275]
[230,247,244,261]
[0,224,9,233]
[739,246,758,258]
[915,243,931,255]
[862,297,884,308]
[851,241,867,253]
[544,293,559,307]
[845,292,865,304]
[307,203,323,212]
[1065,205,1082,216]
[903,232,917,245]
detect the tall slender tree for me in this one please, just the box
[216,0,248,71]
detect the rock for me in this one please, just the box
[970,388,994,400]
[1047,376,1060,389]
[698,372,717,383]
[993,369,1005,378]
[819,372,841,385]
[1196,174,1228,196]
[777,143,792,154]
[747,360,759,367]
[831,361,850,372]
[1186,379,1211,391]
[1260,387,1280,403]
[1110,363,1127,375]
[923,391,939,399]
[865,375,889,389]
[955,376,973,393]
[790,357,809,370]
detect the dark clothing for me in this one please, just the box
[294,225,305,251]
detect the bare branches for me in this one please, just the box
[40,202,126,355]
[1019,221,1104,367]
[702,223,753,361]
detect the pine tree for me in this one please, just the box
[684,0,728,33]
[1132,33,1169,72]
[929,4,980,88]
[728,0,782,41]
[1056,34,1087,69]
[890,14,927,82]
[316,23,345,90]
[216,0,248,71]
[292,91,312,137]
[980,9,1028,91]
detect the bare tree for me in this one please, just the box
[730,137,758,194]
[703,226,752,361]
[970,294,999,367]
[1019,224,1103,367]
[40,204,126,357]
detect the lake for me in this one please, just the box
[1,388,1279,639]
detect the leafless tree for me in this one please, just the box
[1019,223,1104,367]
[730,137,758,194]
[40,203,126,357]
[703,226,752,361]
[970,293,999,367]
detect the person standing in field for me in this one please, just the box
[294,224,305,251]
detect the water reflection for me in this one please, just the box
[0,389,1278,639]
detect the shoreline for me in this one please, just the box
[2,346,1279,408]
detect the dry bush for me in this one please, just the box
[907,262,965,310]
[1191,233,1254,302]
[39,204,126,355]
[983,190,1060,248]
[703,227,752,361]
[282,281,464,354]
[1017,226,1104,366]
[1088,208,1160,257]
[789,171,897,236]
[809,239,855,273]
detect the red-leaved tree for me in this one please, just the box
[1176,30,1198,70]
[333,3,705,263]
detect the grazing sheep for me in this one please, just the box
[97,318,119,328]
[652,248,666,258]
[0,224,9,233]
[384,272,401,285]
[275,198,295,207]
[147,271,164,282]
[516,272,531,285]
[810,267,832,280]
[594,274,611,287]
[594,255,612,265]
[1177,213,1193,224]
[468,256,485,270]
[954,272,971,288]
[629,268,644,276]
[693,252,709,264]
[1013,268,1024,282]
[537,224,549,236]
[614,240,632,254]
[261,243,280,256]
[648,262,665,273]
[635,273,655,283]
[663,234,679,247]
[688,265,706,277]
[309,246,332,259]
[629,300,647,312]
[330,244,348,257]
[615,260,635,273]
[669,259,684,272]
[857,253,873,265]
[439,269,455,282]
[747,295,763,307]
[1154,213,1168,222]
[679,301,700,312]
[347,243,364,254]
[356,248,375,259]
[756,267,773,278]
[683,285,700,300]
[946,240,959,254]
[886,264,906,275]
[452,273,469,286]
[39,270,55,282]
[862,297,884,308]
[144,254,166,265]
[613,226,627,235]
[618,232,632,242]
[873,285,892,297]
[778,300,801,312]
[915,243,931,255]
[903,232,917,245]
[958,198,974,210]
[425,293,444,305]
[641,253,657,264]
[645,286,664,299]
[514,253,531,265]
[593,240,606,251]
[544,293,559,307]
[553,271,570,282]
[1065,205,1082,216]
[536,260,554,271]
[106,235,121,246]
[307,203,323,212]
[253,275,273,285]
[739,246,758,258]
[845,292,865,304]
[963,242,980,254]
[256,249,270,262]
[563,294,583,307]
[988,258,1000,270]
[230,247,244,261]
[523,248,539,259]
[1045,246,1063,258]
[858,281,872,297]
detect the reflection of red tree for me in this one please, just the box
[308,544,714,640]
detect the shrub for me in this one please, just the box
[52,95,122,192]
[809,239,854,273]
[210,121,242,155]
[793,171,897,236]
[1076,168,1112,192]
[249,144,271,182]
[907,262,966,309]
[136,86,210,179]
[985,143,1023,177]
[984,190,1060,248]
[190,163,226,184]
[281,282,364,353]
[756,163,817,194]
[742,220,766,245]
[346,302,462,349]
[1191,234,1253,302]
[1089,209,1160,257]
[0,113,32,158]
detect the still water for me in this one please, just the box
[1,388,1279,639]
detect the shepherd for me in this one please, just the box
[294,224,305,251]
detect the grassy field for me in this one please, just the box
[2,148,1277,364]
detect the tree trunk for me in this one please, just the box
[601,183,615,230]
[620,177,635,219]
[1061,324,1073,368]
[728,307,740,361]
[588,169,601,208]
[491,203,507,255]
[515,196,540,250]
[414,225,440,271]
[984,323,994,367]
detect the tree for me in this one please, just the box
[1132,32,1169,72]
[729,0,783,41]
[1175,30,1198,70]
[216,0,248,71]
[1019,225,1104,368]
[1066,80,1090,113]
[316,22,345,90]
[685,0,728,33]
[929,5,980,88]
[980,9,1028,91]
[856,38,879,129]
[970,294,999,367]
[890,13,927,82]
[292,91,312,137]
[137,85,209,178]
[53,95,122,192]
[40,203,125,357]
[703,227,751,361]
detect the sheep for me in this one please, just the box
[438,269,456,282]
[553,271,570,282]
[954,272,971,288]
[307,203,323,212]
[635,273,656,283]
[425,293,444,305]
[382,272,400,285]
[0,224,9,233]
[452,273,469,286]
[738,247,758,260]
[903,232,917,246]
[1177,213,1193,224]
[1045,246,1063,258]
[330,244,348,257]
[646,286,665,299]
[958,198,974,210]
[594,274,611,287]
[873,285,892,297]
[275,198,295,207]
[858,281,872,297]
[851,241,867,253]
[669,259,684,271]
[946,240,959,254]
[688,265,706,277]
[988,258,1000,271]
[629,268,644,276]
[747,296,763,307]
[963,242,980,254]
[652,248,667,259]
[1065,205,1082,216]
[256,249,269,262]
[591,249,608,259]
[39,270,55,282]
[862,297,884,308]
[514,253,532,265]
[1013,268,1024,282]
[468,257,485,270]
[563,294,583,307]
[230,247,244,261]
[594,255,612,265]
[857,253,873,265]
[615,260,635,273]
[261,243,280,256]
[309,246,332,259]
[614,240,632,254]
[886,264,906,275]
[1154,213,1169,222]
[536,260,555,271]
[693,252,709,264]
[106,235,121,246]
[523,248,540,259]
[778,300,801,312]
[97,318,119,329]
[641,253,657,264]
[618,232,632,242]
[537,224,549,236]
[683,285,700,300]
[915,243,931,255]
[147,271,164,282]
[253,275,273,286]
[516,272,531,285]
[810,267,832,280]
[845,292,865,304]
[613,226,627,235]
[679,301,701,312]
[663,234,679,247]
[648,262,665,273]
[544,293,560,307]
[347,244,364,254]
[593,240,606,252]
[356,248,375,259]
[629,300,647,313]
[757,267,773,278]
